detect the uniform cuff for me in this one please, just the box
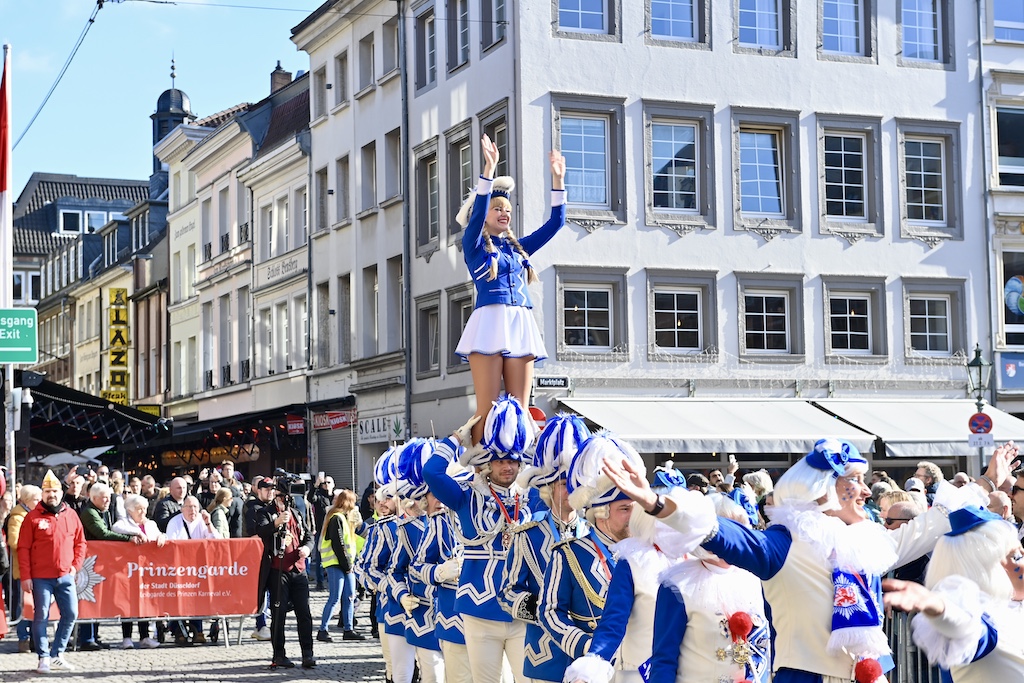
[551,190,566,207]
[477,176,494,195]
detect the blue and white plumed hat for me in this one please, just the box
[374,445,401,502]
[455,176,516,231]
[516,413,591,489]
[567,431,646,510]
[396,438,434,500]
[460,394,532,468]
[652,464,687,492]
[945,506,1008,536]
[804,438,866,477]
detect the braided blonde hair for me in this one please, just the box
[481,229,538,284]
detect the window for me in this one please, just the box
[823,280,886,358]
[650,0,700,42]
[1002,251,1024,346]
[276,196,289,253]
[447,283,474,369]
[333,52,348,106]
[335,157,350,222]
[338,273,352,363]
[737,275,804,359]
[898,121,961,243]
[277,302,290,372]
[556,267,628,360]
[482,109,510,178]
[821,0,865,55]
[416,294,441,375]
[60,210,81,233]
[313,66,327,118]
[447,122,473,235]
[362,265,379,357]
[386,255,404,352]
[360,142,377,213]
[554,96,626,226]
[646,270,718,359]
[995,0,1024,42]
[997,108,1024,187]
[261,204,275,259]
[818,118,883,240]
[383,17,399,75]
[297,187,308,243]
[482,0,507,47]
[903,280,964,360]
[358,33,375,92]
[260,309,272,376]
[645,104,715,234]
[316,281,331,367]
[416,140,441,249]
[218,186,230,251]
[738,0,781,48]
[86,211,107,233]
[12,273,23,302]
[298,295,309,367]
[733,110,800,237]
[448,0,470,70]
[238,287,250,378]
[384,128,402,199]
[901,0,946,64]
[416,10,437,90]
[558,0,608,34]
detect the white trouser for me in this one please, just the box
[462,614,527,683]
[387,633,418,683]
[381,628,393,679]
[416,647,446,683]
[440,640,473,683]
[614,671,643,683]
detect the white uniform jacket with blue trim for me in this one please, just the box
[462,177,566,310]
[500,511,588,681]
[539,528,617,661]
[423,437,543,621]
[410,510,465,645]
[388,514,440,650]
[365,515,403,635]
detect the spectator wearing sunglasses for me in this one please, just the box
[886,500,928,584]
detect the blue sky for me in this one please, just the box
[2,0,319,196]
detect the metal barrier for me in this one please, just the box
[884,609,944,683]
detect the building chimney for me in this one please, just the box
[271,61,292,93]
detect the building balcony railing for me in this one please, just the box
[238,222,250,243]
[204,369,214,391]
[202,242,213,262]
[240,358,251,381]
[220,233,230,254]
[221,363,232,386]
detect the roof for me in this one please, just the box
[13,173,149,232]
[156,88,193,116]
[292,0,345,37]
[257,88,310,156]
[195,103,251,129]
[13,228,77,256]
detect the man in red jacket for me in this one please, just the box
[18,469,87,674]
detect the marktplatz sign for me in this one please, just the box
[0,308,38,364]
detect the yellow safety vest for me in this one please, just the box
[320,510,355,568]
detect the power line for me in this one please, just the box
[123,0,506,23]
[13,2,104,150]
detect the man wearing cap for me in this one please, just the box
[539,433,637,672]
[423,399,541,683]
[17,470,88,674]
[606,438,1017,683]
[500,414,590,683]
[254,477,317,669]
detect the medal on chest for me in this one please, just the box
[489,486,520,550]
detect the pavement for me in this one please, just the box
[0,588,386,682]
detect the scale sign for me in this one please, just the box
[968,433,995,448]
[0,308,38,363]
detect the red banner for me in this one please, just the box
[313,410,356,430]
[23,539,262,620]
[287,414,305,435]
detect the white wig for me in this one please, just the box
[926,520,1019,601]
[772,454,868,511]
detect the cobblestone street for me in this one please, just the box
[0,590,385,682]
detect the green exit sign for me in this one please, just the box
[0,308,38,364]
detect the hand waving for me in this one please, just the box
[550,150,566,190]
[482,134,500,178]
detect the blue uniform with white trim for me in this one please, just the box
[365,515,403,636]
[500,511,587,681]
[411,510,466,645]
[389,515,440,650]
[422,437,543,621]
[539,528,617,660]
[462,177,566,310]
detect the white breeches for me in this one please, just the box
[387,633,418,683]
[462,614,527,683]
[440,640,473,683]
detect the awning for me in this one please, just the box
[811,399,1024,458]
[557,398,876,454]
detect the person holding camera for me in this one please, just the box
[254,477,316,669]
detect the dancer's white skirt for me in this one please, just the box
[455,304,548,362]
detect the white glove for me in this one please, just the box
[435,556,462,583]
[562,654,614,683]
[400,594,419,615]
[453,414,481,446]
[347,509,362,527]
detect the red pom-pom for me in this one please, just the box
[854,658,884,683]
[728,612,754,642]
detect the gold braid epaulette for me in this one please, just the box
[560,543,605,611]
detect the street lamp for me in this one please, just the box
[965,344,992,412]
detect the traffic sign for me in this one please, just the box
[968,412,993,434]
[0,308,38,364]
